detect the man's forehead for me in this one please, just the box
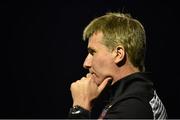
[88,32,103,45]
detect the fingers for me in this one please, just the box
[86,73,92,78]
[98,77,112,93]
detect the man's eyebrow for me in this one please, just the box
[87,47,96,53]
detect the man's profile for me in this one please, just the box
[68,12,167,119]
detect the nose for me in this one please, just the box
[83,54,92,69]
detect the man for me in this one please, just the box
[68,12,167,119]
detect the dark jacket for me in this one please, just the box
[69,72,167,119]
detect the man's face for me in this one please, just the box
[83,32,114,86]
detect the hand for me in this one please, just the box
[70,73,112,111]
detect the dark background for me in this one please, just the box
[3,0,180,118]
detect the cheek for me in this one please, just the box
[93,56,106,67]
[93,55,112,73]
[93,57,113,85]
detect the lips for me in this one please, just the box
[90,72,97,78]
[89,69,94,75]
[90,72,95,79]
[89,72,98,85]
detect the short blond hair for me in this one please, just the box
[83,12,146,71]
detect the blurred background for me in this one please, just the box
[3,0,180,118]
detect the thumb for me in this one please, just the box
[98,77,112,93]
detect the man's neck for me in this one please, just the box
[112,63,140,85]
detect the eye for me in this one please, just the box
[90,51,95,55]
[88,48,96,56]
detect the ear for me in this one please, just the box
[113,46,125,64]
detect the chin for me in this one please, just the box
[96,79,104,86]
[94,80,100,86]
[93,78,100,86]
